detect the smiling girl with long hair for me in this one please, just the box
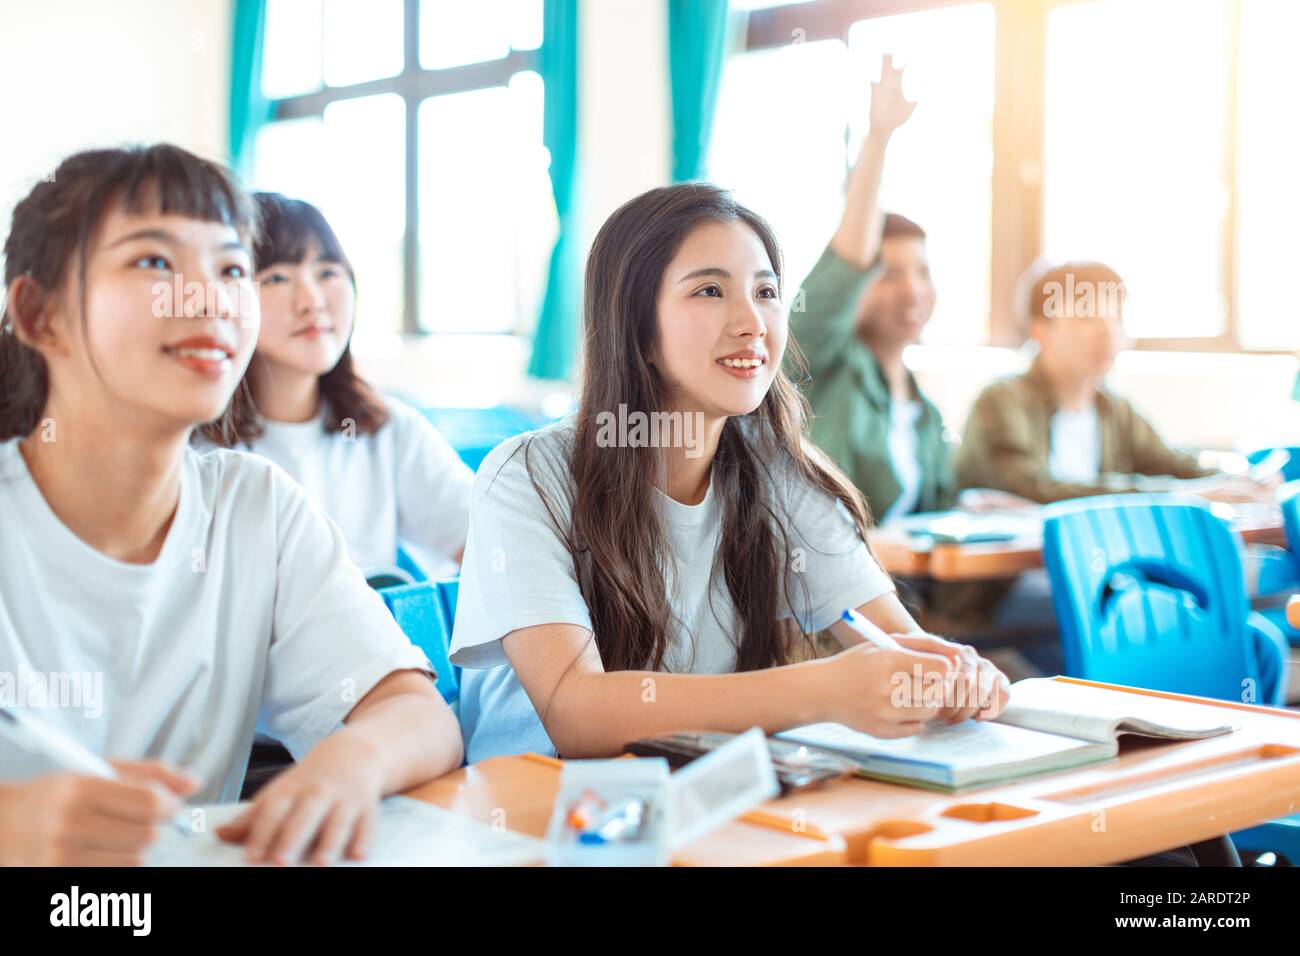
[449,183,1009,762]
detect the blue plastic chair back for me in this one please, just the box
[1042,494,1263,701]
[1247,447,1300,483]
[418,406,552,471]
[1279,481,1300,553]
[435,578,459,632]
[1243,480,1300,641]
[434,578,462,689]
[378,582,458,705]
[395,546,428,582]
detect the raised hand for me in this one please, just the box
[868,53,916,135]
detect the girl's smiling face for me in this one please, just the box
[252,239,355,379]
[653,219,785,420]
[55,205,258,430]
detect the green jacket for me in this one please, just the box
[955,355,1216,503]
[788,244,957,520]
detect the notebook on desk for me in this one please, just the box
[148,795,544,867]
[892,509,1042,545]
[776,678,1238,791]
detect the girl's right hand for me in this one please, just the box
[816,643,957,738]
[0,759,197,866]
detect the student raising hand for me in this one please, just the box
[868,53,916,136]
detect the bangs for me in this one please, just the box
[97,144,258,244]
[253,193,352,276]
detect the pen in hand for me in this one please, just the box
[0,706,195,837]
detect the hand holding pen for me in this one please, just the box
[833,609,1011,727]
[0,706,198,866]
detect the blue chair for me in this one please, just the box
[1252,482,1300,646]
[395,545,429,582]
[378,582,458,706]
[1041,493,1297,863]
[1247,446,1300,484]
[435,577,460,634]
[435,578,462,689]
[418,406,553,471]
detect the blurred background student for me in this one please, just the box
[957,261,1277,506]
[790,56,956,525]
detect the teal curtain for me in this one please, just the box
[229,0,272,182]
[667,0,731,182]
[528,0,582,382]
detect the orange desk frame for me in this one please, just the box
[406,678,1300,866]
[870,514,1286,582]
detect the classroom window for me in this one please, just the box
[419,0,542,70]
[254,0,549,337]
[710,39,854,299]
[323,0,405,86]
[729,0,1291,353]
[261,0,323,99]
[255,95,407,346]
[712,2,996,346]
[417,73,554,334]
[1234,0,1300,351]
[847,4,995,346]
[1043,0,1230,341]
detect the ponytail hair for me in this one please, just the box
[1,144,257,440]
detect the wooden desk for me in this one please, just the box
[406,678,1300,866]
[870,506,1287,582]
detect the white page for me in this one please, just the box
[996,678,1238,743]
[778,719,1102,772]
[149,796,543,867]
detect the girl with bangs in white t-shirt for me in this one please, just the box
[199,193,472,580]
[0,145,462,867]
[449,183,1011,764]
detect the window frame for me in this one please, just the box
[263,0,541,335]
[740,0,1271,353]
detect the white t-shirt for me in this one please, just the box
[219,397,473,580]
[1048,405,1102,484]
[882,399,924,524]
[448,419,896,763]
[0,439,432,804]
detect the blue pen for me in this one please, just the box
[839,608,905,651]
[577,798,645,845]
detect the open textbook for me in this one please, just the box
[148,795,544,867]
[776,678,1238,791]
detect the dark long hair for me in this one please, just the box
[515,183,877,674]
[1,144,257,441]
[199,193,388,447]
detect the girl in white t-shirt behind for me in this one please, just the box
[449,183,1010,763]
[0,145,462,866]
[200,193,472,579]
